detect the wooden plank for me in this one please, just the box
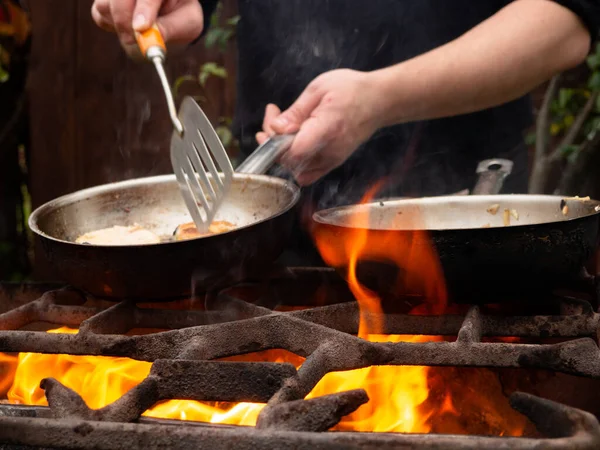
[27,0,77,280]
[27,0,77,208]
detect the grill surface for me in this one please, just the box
[0,268,600,449]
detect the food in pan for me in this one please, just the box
[486,204,500,215]
[75,225,161,245]
[174,220,236,241]
[75,219,237,246]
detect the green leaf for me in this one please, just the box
[0,66,8,83]
[216,125,233,148]
[210,2,222,28]
[587,54,600,70]
[524,132,536,146]
[564,145,581,164]
[561,144,579,157]
[558,88,574,108]
[218,29,234,52]
[204,28,223,49]
[226,15,241,26]
[172,75,197,97]
[595,95,600,113]
[589,72,600,91]
[199,62,227,86]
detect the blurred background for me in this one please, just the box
[1,0,599,281]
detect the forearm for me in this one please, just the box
[372,0,591,127]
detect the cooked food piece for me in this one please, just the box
[563,196,591,202]
[503,209,511,226]
[486,204,500,215]
[174,220,236,240]
[75,225,161,246]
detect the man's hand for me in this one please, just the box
[91,0,204,57]
[257,69,382,186]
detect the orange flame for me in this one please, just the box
[308,182,448,431]
[312,183,448,317]
[0,185,528,435]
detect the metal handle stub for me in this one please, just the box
[135,24,166,59]
[472,158,514,195]
[236,134,296,175]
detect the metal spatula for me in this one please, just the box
[136,25,234,233]
[136,26,295,232]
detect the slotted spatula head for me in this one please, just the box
[170,97,234,233]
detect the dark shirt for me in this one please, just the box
[199,0,600,263]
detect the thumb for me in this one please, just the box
[132,0,162,31]
[271,87,324,135]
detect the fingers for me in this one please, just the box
[91,3,114,31]
[256,103,281,145]
[131,0,162,31]
[262,104,281,135]
[256,132,269,145]
[281,115,333,167]
[270,85,324,135]
[280,115,343,186]
[94,0,111,16]
[109,0,137,46]
[91,0,115,32]
[156,0,204,44]
[92,0,203,58]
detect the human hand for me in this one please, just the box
[256,69,383,186]
[91,0,204,58]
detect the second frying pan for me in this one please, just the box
[313,162,600,303]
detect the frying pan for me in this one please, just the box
[312,161,600,303]
[29,173,300,300]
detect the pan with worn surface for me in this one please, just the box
[313,166,600,303]
[29,173,300,300]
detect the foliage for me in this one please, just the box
[540,43,600,155]
[528,41,600,195]
[174,1,239,152]
[0,43,9,82]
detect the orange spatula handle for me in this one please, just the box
[135,24,166,59]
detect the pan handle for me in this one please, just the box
[236,134,296,175]
[471,159,514,195]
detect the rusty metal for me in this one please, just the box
[41,359,296,422]
[0,394,600,449]
[0,269,600,449]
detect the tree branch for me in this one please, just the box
[529,75,561,193]
[549,91,598,163]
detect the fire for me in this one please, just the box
[309,183,448,432]
[0,184,528,436]
[1,330,437,431]
[307,334,441,433]
[312,183,448,316]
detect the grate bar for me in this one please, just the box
[0,393,599,450]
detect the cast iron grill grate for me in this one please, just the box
[0,268,599,449]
